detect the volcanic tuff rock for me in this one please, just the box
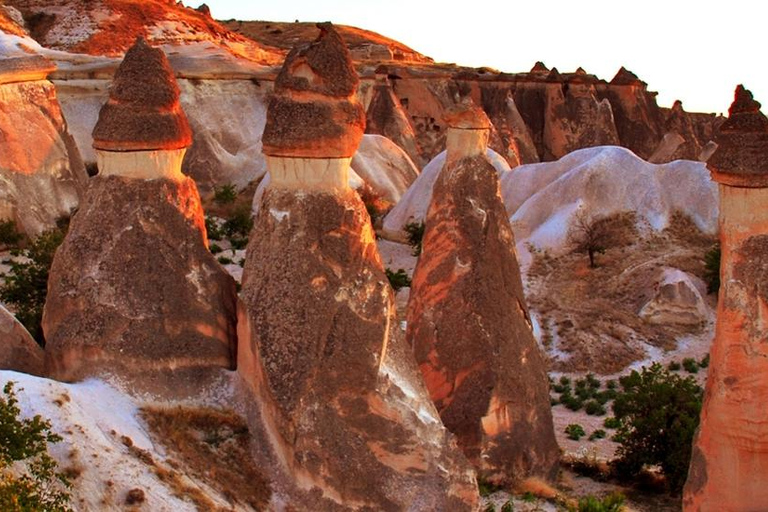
[43,38,237,383]
[0,15,87,236]
[406,101,559,483]
[350,133,419,204]
[684,86,768,510]
[639,268,710,327]
[0,304,44,376]
[238,24,478,510]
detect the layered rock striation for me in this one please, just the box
[684,85,768,510]
[406,100,559,484]
[43,38,237,384]
[238,23,477,510]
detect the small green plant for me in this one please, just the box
[222,206,253,240]
[205,216,223,241]
[603,417,620,429]
[560,376,572,386]
[404,221,425,257]
[667,360,681,371]
[703,243,720,294]
[385,268,411,292]
[209,243,223,254]
[477,476,501,497]
[230,236,248,251]
[566,492,625,512]
[584,400,606,416]
[682,358,699,374]
[0,382,72,511]
[589,429,606,441]
[500,501,513,512]
[605,379,617,390]
[0,220,22,248]
[217,256,233,265]
[0,226,67,345]
[565,423,586,441]
[213,184,237,205]
[521,491,536,503]
[483,505,495,512]
[699,353,710,368]
[561,394,583,412]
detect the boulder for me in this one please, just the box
[0,304,44,376]
[407,99,559,484]
[639,268,710,326]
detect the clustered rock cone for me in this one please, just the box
[684,85,768,510]
[43,37,237,384]
[237,24,478,509]
[407,98,559,484]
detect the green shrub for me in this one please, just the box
[603,417,620,430]
[566,492,624,512]
[703,244,720,294]
[500,501,513,512]
[404,221,425,257]
[477,476,501,497]
[213,184,237,205]
[385,268,411,292]
[0,220,22,248]
[682,358,699,374]
[699,353,710,368]
[205,216,223,241]
[589,429,606,441]
[209,243,223,254]
[612,363,703,493]
[230,236,248,251]
[565,423,586,441]
[605,379,617,390]
[0,382,72,511]
[483,505,495,512]
[222,206,253,240]
[217,256,233,265]
[667,360,681,372]
[584,400,606,416]
[559,376,572,386]
[0,227,66,345]
[561,394,583,412]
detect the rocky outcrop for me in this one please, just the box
[351,133,419,204]
[684,86,768,510]
[238,24,477,510]
[43,38,237,383]
[639,268,710,326]
[406,100,559,484]
[661,100,702,161]
[0,304,44,376]
[0,21,87,236]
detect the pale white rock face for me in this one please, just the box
[446,128,490,161]
[96,149,187,181]
[382,148,511,241]
[351,134,419,204]
[54,79,109,166]
[640,268,711,326]
[267,156,352,192]
[503,146,718,268]
[648,131,685,164]
[0,79,87,235]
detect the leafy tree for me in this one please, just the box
[404,221,425,257]
[0,382,72,511]
[0,227,66,345]
[703,243,720,294]
[611,363,703,494]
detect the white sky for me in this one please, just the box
[191,0,766,115]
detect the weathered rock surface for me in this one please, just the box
[406,104,558,483]
[382,147,510,241]
[0,303,44,376]
[684,86,768,511]
[660,100,702,161]
[639,268,710,326]
[351,133,419,204]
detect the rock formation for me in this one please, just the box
[0,18,87,236]
[661,100,702,161]
[42,38,237,384]
[639,268,710,327]
[406,99,559,484]
[351,133,419,204]
[238,23,477,510]
[0,304,44,376]
[684,85,768,510]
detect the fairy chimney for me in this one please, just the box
[684,85,768,510]
[42,38,237,385]
[407,99,559,485]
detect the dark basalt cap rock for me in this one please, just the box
[708,85,768,187]
[610,66,644,86]
[92,37,192,152]
[262,23,365,159]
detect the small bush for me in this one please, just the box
[0,382,72,511]
[0,220,22,248]
[404,221,425,257]
[605,379,617,390]
[559,376,572,386]
[385,268,411,292]
[584,400,607,416]
[501,501,513,512]
[667,360,681,372]
[703,244,720,294]
[589,429,606,441]
[205,216,223,241]
[217,256,233,265]
[477,476,501,497]
[603,417,620,429]
[566,492,624,512]
[230,236,248,251]
[561,395,584,412]
[222,207,253,240]
[682,358,699,374]
[213,184,237,205]
[209,243,223,255]
[565,424,586,441]
[699,353,710,368]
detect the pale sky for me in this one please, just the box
[191,0,766,115]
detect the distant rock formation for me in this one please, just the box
[639,268,710,326]
[0,19,87,236]
[237,24,478,510]
[0,304,44,376]
[660,100,702,161]
[406,100,559,484]
[351,133,419,204]
[684,85,768,510]
[43,38,237,383]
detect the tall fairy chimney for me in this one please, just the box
[684,85,768,510]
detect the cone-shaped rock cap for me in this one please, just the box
[708,85,768,187]
[444,100,491,130]
[92,37,192,152]
[610,66,644,86]
[262,23,365,159]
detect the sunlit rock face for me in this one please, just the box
[238,24,478,510]
[406,100,559,484]
[684,86,768,511]
[0,15,87,236]
[0,304,44,377]
[661,100,702,161]
[43,38,237,384]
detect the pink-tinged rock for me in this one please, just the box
[684,86,768,511]
[407,101,559,484]
[0,304,44,376]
